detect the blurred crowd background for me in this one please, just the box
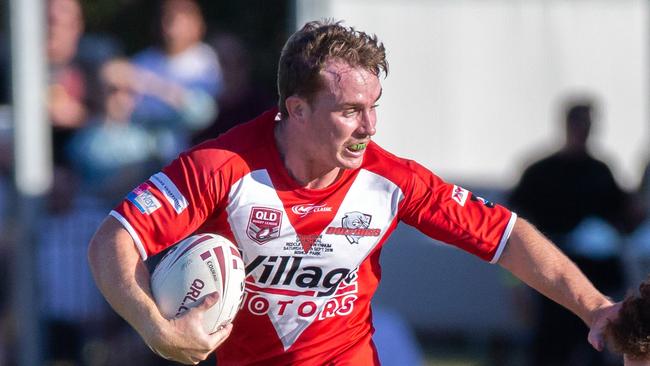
[0,1,284,365]
[0,0,649,365]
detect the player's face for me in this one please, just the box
[303,60,382,171]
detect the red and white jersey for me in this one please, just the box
[111,109,517,365]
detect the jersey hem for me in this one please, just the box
[490,212,518,264]
[109,210,148,260]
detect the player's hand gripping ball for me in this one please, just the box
[151,233,246,333]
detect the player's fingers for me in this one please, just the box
[196,292,220,311]
[587,329,604,351]
[587,301,621,352]
[180,347,214,365]
[209,323,233,344]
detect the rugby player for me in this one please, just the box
[88,20,621,365]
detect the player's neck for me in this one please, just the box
[274,120,342,189]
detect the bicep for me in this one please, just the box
[88,216,144,288]
[87,215,169,340]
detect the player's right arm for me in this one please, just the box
[88,216,232,365]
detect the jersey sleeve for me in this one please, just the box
[398,160,517,263]
[110,146,233,260]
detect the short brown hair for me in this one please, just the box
[277,19,388,117]
[606,277,650,360]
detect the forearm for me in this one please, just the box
[498,218,612,326]
[88,217,232,363]
[87,217,168,343]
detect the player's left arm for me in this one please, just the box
[497,217,621,351]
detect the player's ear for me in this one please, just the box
[285,95,310,121]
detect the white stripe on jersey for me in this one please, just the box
[490,212,518,264]
[110,210,148,260]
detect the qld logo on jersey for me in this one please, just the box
[247,207,282,244]
[127,183,162,215]
[326,211,380,244]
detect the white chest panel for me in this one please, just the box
[226,169,404,349]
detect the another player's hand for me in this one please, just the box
[146,292,233,365]
[587,301,622,352]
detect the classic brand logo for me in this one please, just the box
[291,204,333,217]
[247,207,282,244]
[326,211,380,244]
[451,185,469,206]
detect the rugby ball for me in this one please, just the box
[151,233,246,333]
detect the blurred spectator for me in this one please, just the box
[0,190,11,366]
[47,0,122,169]
[67,58,161,206]
[510,98,629,366]
[624,220,650,285]
[37,167,163,366]
[622,159,650,294]
[37,167,111,365]
[37,165,163,363]
[47,0,88,167]
[0,106,12,225]
[0,33,9,105]
[192,32,275,144]
[131,0,221,161]
[639,159,650,215]
[0,95,13,366]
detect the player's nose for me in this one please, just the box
[358,110,376,136]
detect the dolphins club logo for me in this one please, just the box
[325,211,380,244]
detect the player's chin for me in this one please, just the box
[338,154,364,170]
